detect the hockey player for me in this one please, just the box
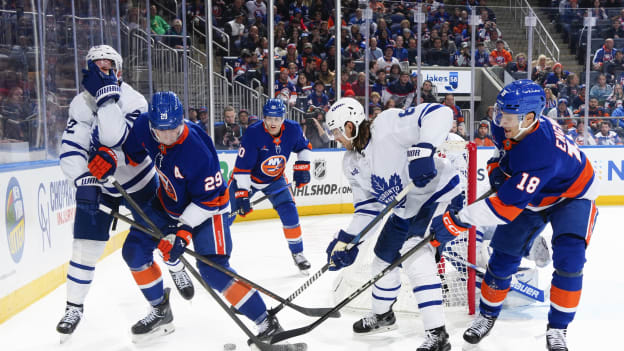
[325,98,462,351]
[104,91,284,342]
[56,45,193,340]
[430,80,599,351]
[228,98,313,274]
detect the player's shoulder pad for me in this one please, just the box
[68,92,96,123]
[283,119,303,133]
[119,82,148,113]
[509,117,554,171]
[186,121,217,152]
[342,150,361,179]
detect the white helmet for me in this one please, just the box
[326,97,366,141]
[86,45,123,79]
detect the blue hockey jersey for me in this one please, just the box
[459,116,599,226]
[233,119,311,187]
[124,114,230,226]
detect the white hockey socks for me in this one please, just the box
[370,256,401,315]
[66,239,107,305]
[403,237,445,330]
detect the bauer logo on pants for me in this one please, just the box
[313,159,327,180]
[6,177,25,263]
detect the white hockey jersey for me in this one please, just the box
[342,105,462,236]
[59,82,154,195]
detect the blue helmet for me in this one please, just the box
[263,98,286,118]
[149,91,184,130]
[494,79,545,123]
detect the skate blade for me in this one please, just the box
[59,333,72,344]
[298,269,310,276]
[249,342,308,351]
[131,322,175,343]
[353,323,398,336]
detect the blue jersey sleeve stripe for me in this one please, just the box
[418,104,444,128]
[485,197,513,223]
[60,151,87,160]
[354,198,378,208]
[62,140,88,153]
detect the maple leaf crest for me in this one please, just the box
[371,173,406,207]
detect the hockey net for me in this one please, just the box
[331,139,477,315]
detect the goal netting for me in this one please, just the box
[331,138,477,315]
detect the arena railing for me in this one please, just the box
[512,0,560,62]
[191,16,229,56]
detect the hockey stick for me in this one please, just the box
[176,255,307,351]
[267,182,416,317]
[272,233,437,343]
[475,187,496,202]
[99,202,336,320]
[442,253,545,302]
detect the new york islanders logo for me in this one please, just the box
[261,155,287,177]
[156,168,178,201]
[371,173,406,207]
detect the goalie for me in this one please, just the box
[324,98,462,351]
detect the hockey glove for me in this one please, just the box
[158,224,192,262]
[487,157,506,191]
[293,161,311,188]
[326,230,359,271]
[235,189,252,217]
[88,146,118,180]
[82,60,120,107]
[74,173,102,217]
[407,143,437,187]
[430,210,470,248]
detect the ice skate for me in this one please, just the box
[417,326,451,351]
[56,303,83,343]
[170,268,194,300]
[292,252,311,275]
[249,314,308,351]
[463,313,496,344]
[131,288,174,342]
[353,309,398,335]
[546,325,568,351]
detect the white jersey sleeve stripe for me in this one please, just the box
[61,139,89,153]
[60,151,87,160]
[418,104,444,128]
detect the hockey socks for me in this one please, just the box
[130,261,165,306]
[478,251,522,317]
[283,224,304,254]
[549,235,585,330]
[66,239,106,305]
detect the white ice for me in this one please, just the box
[1,208,623,351]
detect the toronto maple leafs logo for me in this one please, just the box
[371,173,406,207]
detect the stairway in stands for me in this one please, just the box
[485,0,584,75]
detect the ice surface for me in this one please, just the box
[1,208,622,351]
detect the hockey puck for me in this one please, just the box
[223,343,236,350]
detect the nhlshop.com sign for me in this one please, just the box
[417,70,472,94]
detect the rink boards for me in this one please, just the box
[0,146,623,323]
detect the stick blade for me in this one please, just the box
[270,326,311,344]
[290,306,340,318]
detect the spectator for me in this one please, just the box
[440,32,457,56]
[372,69,388,94]
[286,62,299,86]
[601,19,624,39]
[594,121,622,145]
[307,80,330,110]
[489,39,512,68]
[475,42,490,67]
[531,54,551,83]
[295,74,312,102]
[223,0,248,23]
[454,42,471,67]
[574,97,608,132]
[343,40,363,61]
[370,91,382,109]
[275,68,297,106]
[302,108,331,149]
[544,87,558,114]
[393,36,409,62]
[544,63,569,96]
[571,84,586,110]
[282,43,298,68]
[383,71,415,109]
[592,38,617,72]
[606,83,624,110]
[370,105,383,120]
[165,19,184,49]
[474,120,495,147]
[425,37,451,66]
[302,58,319,84]
[420,80,437,103]
[245,0,266,20]
[300,42,321,71]
[607,51,624,80]
[610,100,624,128]
[368,37,383,61]
[560,73,581,99]
[483,105,496,123]
[388,63,402,82]
[548,98,575,131]
[240,25,261,53]
[225,12,246,49]
[569,121,597,145]
[238,109,252,135]
[188,108,198,123]
[233,49,254,79]
[318,60,334,85]
[149,5,170,36]
[456,122,468,140]
[406,37,418,64]
[215,106,242,150]
[442,94,463,122]
[483,29,508,53]
[351,72,368,97]
[197,107,209,131]
[2,86,35,141]
[506,52,528,74]
[384,98,396,109]
[590,74,613,104]
[377,45,400,73]
[587,0,608,20]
